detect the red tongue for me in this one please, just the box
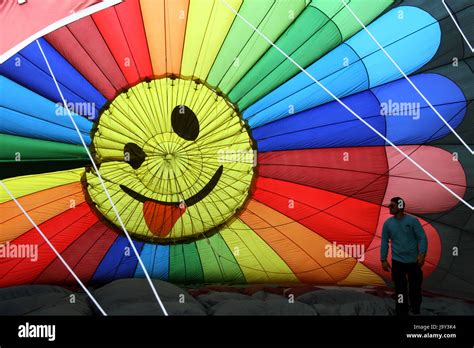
[143,201,186,237]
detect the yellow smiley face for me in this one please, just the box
[86,78,255,243]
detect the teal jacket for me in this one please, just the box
[380,214,428,264]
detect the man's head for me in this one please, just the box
[388,197,405,215]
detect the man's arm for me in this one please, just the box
[413,217,428,267]
[380,222,390,271]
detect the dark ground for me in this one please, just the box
[1,278,473,315]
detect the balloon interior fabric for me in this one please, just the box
[0,0,473,299]
[0,0,122,64]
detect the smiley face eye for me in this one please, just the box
[171,105,199,141]
[124,143,146,169]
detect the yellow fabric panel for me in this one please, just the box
[0,169,83,203]
[181,0,242,80]
[220,219,297,283]
[94,79,252,162]
[89,78,254,242]
[338,262,386,286]
[0,182,85,243]
[87,160,254,241]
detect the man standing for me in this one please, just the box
[381,197,428,315]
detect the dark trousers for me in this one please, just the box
[391,260,423,315]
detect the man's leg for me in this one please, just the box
[408,263,423,314]
[391,260,409,315]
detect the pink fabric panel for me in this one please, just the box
[384,146,466,213]
[1,0,100,57]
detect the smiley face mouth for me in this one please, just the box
[119,165,223,238]
[120,165,223,207]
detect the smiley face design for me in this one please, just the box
[86,78,255,242]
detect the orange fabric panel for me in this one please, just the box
[140,0,189,77]
[0,182,85,243]
[0,203,97,287]
[337,262,385,286]
[240,200,357,284]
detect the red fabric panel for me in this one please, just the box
[363,208,441,279]
[253,177,380,248]
[35,221,118,285]
[65,222,118,284]
[46,24,117,100]
[0,203,97,287]
[92,0,153,85]
[67,16,128,92]
[0,0,100,58]
[47,15,128,97]
[258,147,389,205]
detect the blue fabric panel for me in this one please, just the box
[244,44,368,128]
[134,244,169,280]
[374,74,467,144]
[242,6,441,129]
[347,7,440,87]
[253,72,466,152]
[0,76,92,144]
[0,108,91,144]
[91,236,130,284]
[92,236,143,284]
[0,39,106,119]
[253,90,385,151]
[114,239,144,279]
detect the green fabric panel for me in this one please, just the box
[169,244,186,283]
[195,232,245,283]
[168,244,186,283]
[331,0,394,40]
[229,6,338,109]
[207,0,307,94]
[308,0,394,39]
[309,0,345,14]
[0,133,88,161]
[169,242,204,284]
[229,0,393,110]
